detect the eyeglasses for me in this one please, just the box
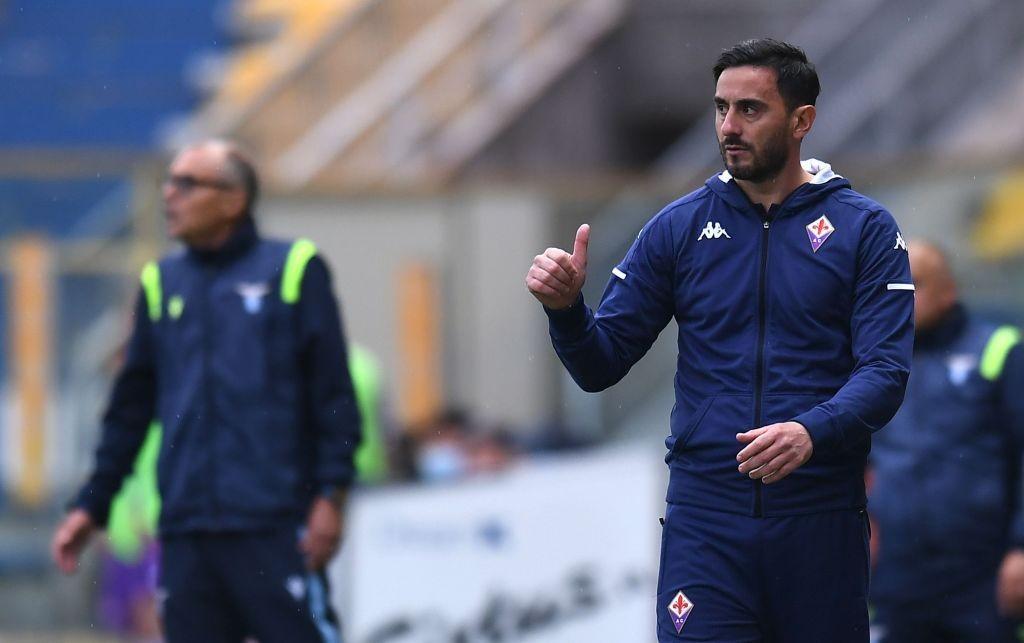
[163,174,236,192]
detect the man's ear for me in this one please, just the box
[792,105,816,141]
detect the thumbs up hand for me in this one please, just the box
[526,224,590,310]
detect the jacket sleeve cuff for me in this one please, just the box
[315,457,357,490]
[544,294,587,337]
[792,406,843,457]
[1010,513,1024,549]
[71,486,111,528]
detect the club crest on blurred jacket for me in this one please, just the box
[235,282,269,314]
[947,353,977,386]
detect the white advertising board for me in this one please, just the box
[331,447,663,643]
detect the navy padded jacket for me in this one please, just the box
[74,219,361,534]
[870,306,1024,600]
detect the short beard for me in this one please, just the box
[719,128,790,183]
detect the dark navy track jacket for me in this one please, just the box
[870,306,1024,600]
[74,219,362,534]
[547,160,914,516]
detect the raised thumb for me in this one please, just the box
[572,224,590,265]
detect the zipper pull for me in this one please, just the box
[763,221,770,229]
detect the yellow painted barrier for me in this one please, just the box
[973,169,1024,261]
[8,237,52,507]
[397,262,441,430]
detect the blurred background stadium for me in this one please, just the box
[1,0,1024,640]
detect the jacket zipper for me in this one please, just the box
[200,266,222,524]
[753,217,771,517]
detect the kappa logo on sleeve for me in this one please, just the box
[667,590,694,634]
[894,232,907,251]
[806,215,835,253]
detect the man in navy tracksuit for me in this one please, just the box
[51,140,361,642]
[526,39,914,641]
[870,240,1024,642]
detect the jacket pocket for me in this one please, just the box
[667,397,715,461]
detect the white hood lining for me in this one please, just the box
[718,158,843,184]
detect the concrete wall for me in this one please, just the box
[260,189,559,432]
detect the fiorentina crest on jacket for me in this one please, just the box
[806,215,835,253]
[667,590,694,633]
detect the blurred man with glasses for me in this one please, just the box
[870,240,1024,642]
[52,140,360,642]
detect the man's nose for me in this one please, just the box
[720,108,742,138]
[162,181,178,203]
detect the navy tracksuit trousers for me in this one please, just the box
[158,529,340,643]
[656,503,871,642]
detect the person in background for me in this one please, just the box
[94,341,386,642]
[349,342,389,485]
[392,408,519,483]
[51,139,361,642]
[98,423,161,643]
[869,240,1024,642]
[412,408,476,484]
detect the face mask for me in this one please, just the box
[416,443,468,483]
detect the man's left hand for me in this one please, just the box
[300,497,344,571]
[997,549,1024,617]
[736,421,813,484]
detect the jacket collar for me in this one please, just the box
[186,216,259,265]
[915,303,968,350]
[716,158,842,186]
[706,158,851,219]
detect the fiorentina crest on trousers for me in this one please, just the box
[806,215,835,253]
[667,590,694,634]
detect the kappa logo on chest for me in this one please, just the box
[698,221,731,241]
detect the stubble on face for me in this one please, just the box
[718,122,790,183]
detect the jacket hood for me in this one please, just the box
[705,159,852,216]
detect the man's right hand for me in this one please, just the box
[998,548,1024,617]
[526,224,590,310]
[51,508,96,575]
